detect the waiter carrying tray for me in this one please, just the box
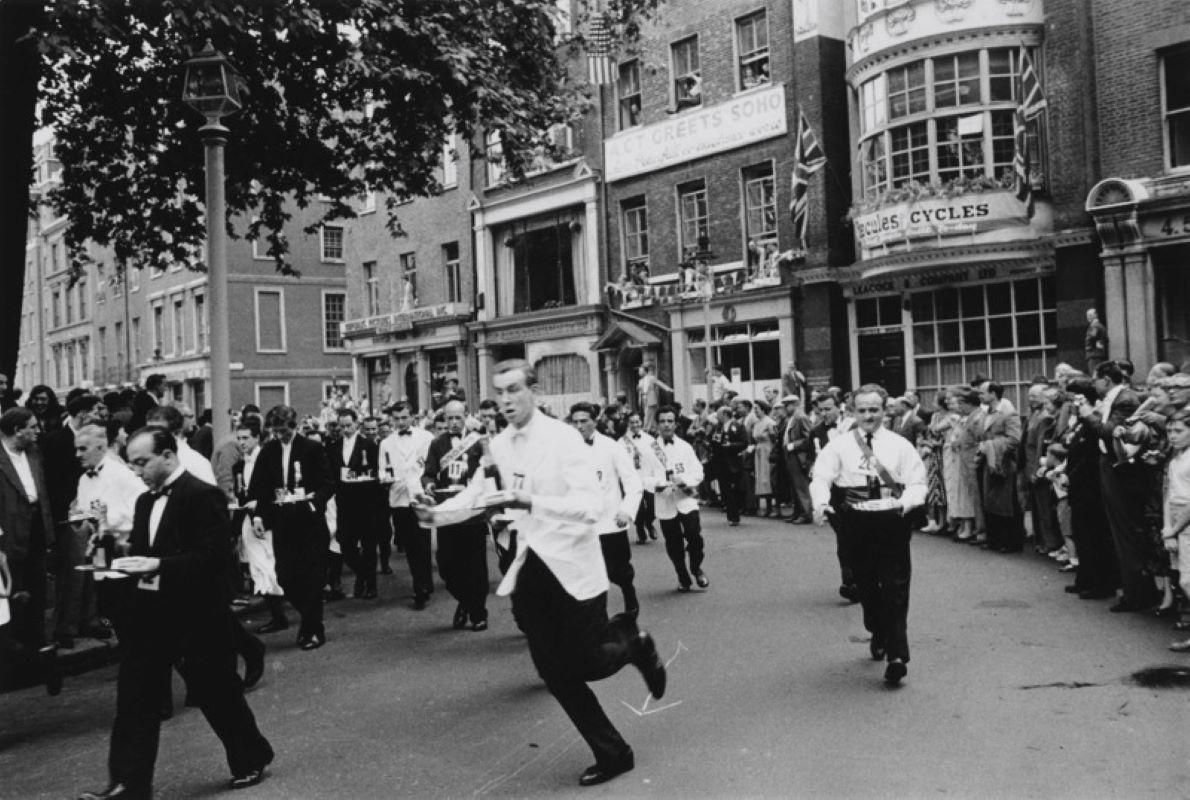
[413,360,667,787]
[810,383,927,687]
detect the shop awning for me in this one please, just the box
[591,318,663,351]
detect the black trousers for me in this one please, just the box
[840,509,913,663]
[658,511,704,587]
[436,520,490,622]
[337,488,381,589]
[392,507,433,599]
[598,530,638,614]
[1070,489,1118,594]
[825,512,856,587]
[633,492,656,542]
[786,455,812,517]
[511,550,637,767]
[1099,459,1158,605]
[985,511,1024,552]
[716,465,743,523]
[108,606,272,793]
[272,506,327,638]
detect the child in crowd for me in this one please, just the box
[1040,442,1077,573]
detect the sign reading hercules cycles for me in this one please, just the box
[853,191,1028,251]
[605,83,787,182]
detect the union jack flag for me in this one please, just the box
[586,12,613,85]
[1013,48,1047,219]
[790,106,827,247]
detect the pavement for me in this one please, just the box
[3,513,1189,799]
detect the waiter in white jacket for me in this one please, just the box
[810,384,927,687]
[653,407,709,591]
[569,401,643,618]
[414,360,666,788]
[379,402,434,609]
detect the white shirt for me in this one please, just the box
[341,434,357,467]
[653,435,704,520]
[379,427,434,507]
[584,432,643,534]
[621,431,664,488]
[241,446,260,492]
[809,426,928,512]
[176,439,216,486]
[149,466,186,547]
[280,438,293,488]
[433,410,605,600]
[2,441,37,503]
[76,453,147,535]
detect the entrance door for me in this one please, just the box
[404,362,420,414]
[858,331,906,396]
[619,347,643,410]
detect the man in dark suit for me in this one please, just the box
[0,408,60,694]
[128,374,166,434]
[325,408,381,599]
[780,396,814,523]
[889,396,926,447]
[79,428,273,799]
[246,405,333,649]
[422,400,490,630]
[708,405,748,526]
[797,396,860,602]
[1081,361,1157,611]
[1022,383,1061,553]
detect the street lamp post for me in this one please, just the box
[182,41,243,445]
[691,234,716,404]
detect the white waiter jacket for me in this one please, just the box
[809,426,928,513]
[379,427,434,507]
[584,431,643,535]
[652,434,704,520]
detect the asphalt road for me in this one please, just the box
[3,514,1189,799]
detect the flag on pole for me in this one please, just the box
[790,106,827,247]
[586,12,613,85]
[1013,48,1047,219]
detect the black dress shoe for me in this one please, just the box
[1064,585,1083,594]
[453,604,469,630]
[884,659,907,686]
[300,632,326,651]
[255,618,289,634]
[471,618,488,632]
[631,632,667,699]
[243,637,266,689]
[78,783,148,799]
[578,750,634,787]
[839,584,861,603]
[40,645,62,697]
[677,582,692,593]
[228,767,268,790]
[412,594,428,611]
[693,570,709,589]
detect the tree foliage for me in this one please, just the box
[36,0,662,276]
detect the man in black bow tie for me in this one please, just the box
[79,428,273,799]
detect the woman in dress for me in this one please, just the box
[943,386,982,541]
[750,401,776,516]
[918,392,954,533]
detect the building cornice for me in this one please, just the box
[847,23,1042,85]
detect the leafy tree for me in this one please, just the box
[1,0,661,381]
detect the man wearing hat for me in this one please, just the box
[780,395,813,524]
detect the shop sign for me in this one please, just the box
[1142,211,1190,243]
[850,265,1004,296]
[605,83,787,181]
[853,191,1026,250]
[342,302,471,336]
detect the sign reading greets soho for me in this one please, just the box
[853,191,1029,251]
[605,83,787,181]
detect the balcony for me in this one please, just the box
[342,301,474,339]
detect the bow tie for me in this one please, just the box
[398,430,412,437]
[632,434,641,439]
[149,486,173,501]
[585,438,594,446]
[662,437,674,445]
[86,465,103,478]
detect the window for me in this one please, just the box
[363,260,380,316]
[65,341,75,385]
[321,225,345,262]
[443,242,462,304]
[359,190,376,214]
[736,11,770,90]
[486,131,507,186]
[742,163,777,250]
[687,320,780,387]
[525,124,574,175]
[889,122,930,187]
[194,293,207,351]
[621,198,649,268]
[935,115,985,182]
[672,37,701,110]
[1164,47,1190,169]
[51,345,61,387]
[131,317,141,366]
[441,134,458,187]
[399,252,417,309]
[323,291,347,350]
[77,279,88,321]
[859,75,887,134]
[114,321,125,375]
[129,267,140,292]
[987,48,1020,103]
[910,276,1056,410]
[64,285,74,325]
[51,286,61,328]
[173,297,185,354]
[98,327,107,379]
[255,382,289,409]
[95,264,106,304]
[933,52,981,109]
[677,180,709,257]
[428,348,459,400]
[77,338,88,382]
[990,110,1017,180]
[618,60,642,129]
[254,289,286,353]
[511,223,577,313]
[861,136,889,198]
[888,61,927,119]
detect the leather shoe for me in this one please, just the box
[693,570,709,589]
[453,604,469,630]
[255,618,288,634]
[631,632,667,699]
[412,594,429,611]
[1064,585,1082,594]
[243,636,266,689]
[40,645,62,697]
[78,783,147,799]
[471,618,488,632]
[1168,638,1190,653]
[228,767,268,790]
[838,584,861,603]
[869,640,886,661]
[578,750,634,787]
[884,659,907,686]
[300,632,326,651]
